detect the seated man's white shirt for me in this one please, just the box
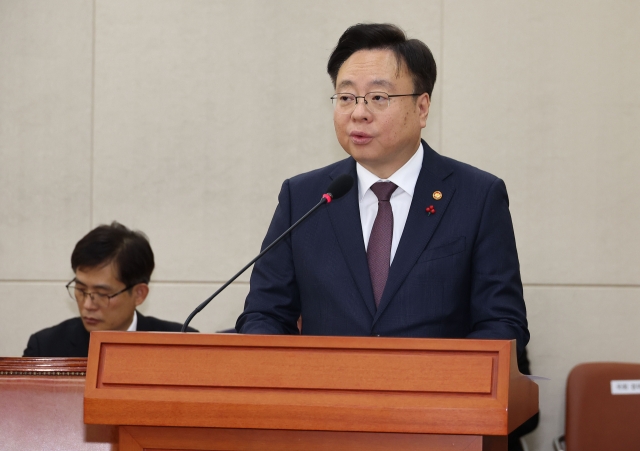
[357,142,424,264]
[127,310,138,331]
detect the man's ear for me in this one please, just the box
[132,283,149,307]
[418,92,431,128]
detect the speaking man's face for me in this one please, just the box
[333,49,430,179]
[72,262,146,332]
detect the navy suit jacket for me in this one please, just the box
[23,312,198,357]
[237,141,529,354]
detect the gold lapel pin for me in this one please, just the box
[433,191,442,200]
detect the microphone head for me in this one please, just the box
[326,174,354,200]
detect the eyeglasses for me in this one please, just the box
[65,280,134,308]
[330,91,422,114]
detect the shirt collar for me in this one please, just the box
[356,142,424,200]
[127,310,138,332]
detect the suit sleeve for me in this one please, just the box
[235,179,301,335]
[23,334,40,357]
[466,178,530,355]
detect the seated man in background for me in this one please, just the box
[23,221,196,357]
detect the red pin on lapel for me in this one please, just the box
[426,205,436,216]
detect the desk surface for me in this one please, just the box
[0,357,116,451]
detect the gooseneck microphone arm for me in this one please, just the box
[181,197,326,331]
[181,174,354,332]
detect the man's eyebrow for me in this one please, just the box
[369,79,394,89]
[336,79,355,90]
[336,78,394,91]
[92,284,114,291]
[74,279,112,291]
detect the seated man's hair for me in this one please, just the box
[71,221,155,286]
[327,23,437,98]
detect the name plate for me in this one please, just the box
[611,379,640,395]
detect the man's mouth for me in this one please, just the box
[83,317,101,326]
[349,131,373,145]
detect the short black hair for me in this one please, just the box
[327,23,437,98]
[71,221,154,286]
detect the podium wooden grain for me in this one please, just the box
[84,332,538,451]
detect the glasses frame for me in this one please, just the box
[330,91,422,114]
[65,279,136,307]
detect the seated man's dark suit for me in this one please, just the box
[237,141,529,354]
[23,312,197,357]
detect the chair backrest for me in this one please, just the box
[565,362,640,451]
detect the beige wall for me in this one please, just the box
[1,0,639,449]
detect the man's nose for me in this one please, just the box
[82,294,98,310]
[351,99,371,120]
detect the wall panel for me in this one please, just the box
[442,0,640,284]
[0,0,93,280]
[0,282,78,356]
[91,0,442,282]
[525,284,640,450]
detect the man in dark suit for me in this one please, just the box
[23,222,196,358]
[236,23,528,355]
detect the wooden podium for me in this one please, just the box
[84,332,538,451]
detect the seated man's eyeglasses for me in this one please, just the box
[330,91,421,114]
[65,280,135,309]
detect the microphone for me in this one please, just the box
[181,174,354,332]
[322,173,354,202]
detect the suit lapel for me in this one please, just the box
[327,159,377,317]
[373,142,456,323]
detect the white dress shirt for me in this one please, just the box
[357,142,424,264]
[127,310,138,331]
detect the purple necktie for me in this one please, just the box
[367,182,398,308]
